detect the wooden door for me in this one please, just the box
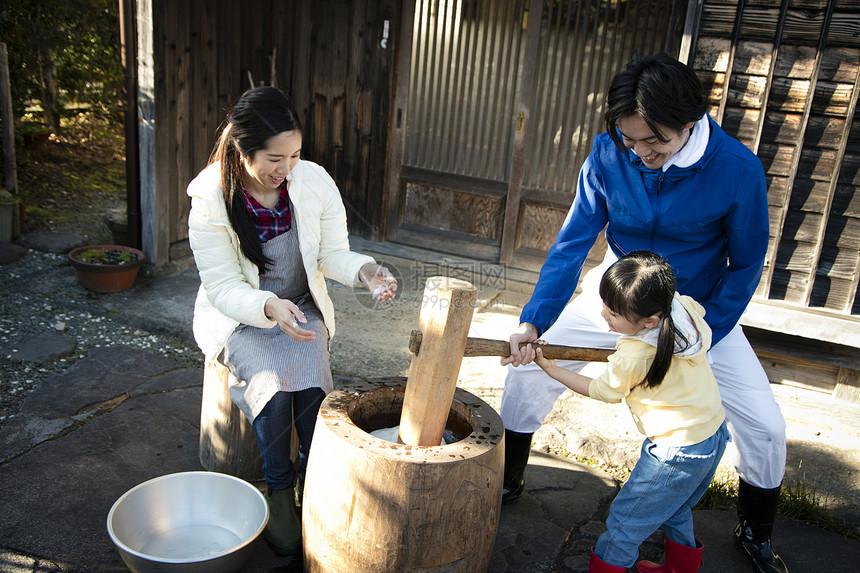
[385,0,675,270]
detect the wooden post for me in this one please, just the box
[399,276,477,446]
[199,360,263,480]
[0,43,17,195]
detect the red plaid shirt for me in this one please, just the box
[243,182,292,242]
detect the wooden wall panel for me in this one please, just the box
[692,0,860,321]
[803,115,846,148]
[404,183,502,240]
[766,176,790,207]
[760,111,803,143]
[839,152,860,186]
[516,204,567,251]
[721,106,761,140]
[766,77,812,113]
[147,0,397,265]
[818,48,860,83]
[833,183,860,218]
[694,37,731,71]
[789,178,835,213]
[797,148,840,181]
[732,40,773,74]
[726,74,769,108]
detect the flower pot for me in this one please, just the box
[68,245,145,293]
[19,123,53,151]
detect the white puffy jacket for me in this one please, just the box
[186,160,374,360]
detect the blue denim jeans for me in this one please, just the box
[595,421,730,568]
[252,388,326,491]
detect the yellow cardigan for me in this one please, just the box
[589,295,726,445]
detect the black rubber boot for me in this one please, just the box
[264,486,302,556]
[502,430,532,504]
[734,478,789,573]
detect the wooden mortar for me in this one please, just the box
[301,378,503,573]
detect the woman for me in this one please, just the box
[187,86,397,556]
[500,54,788,573]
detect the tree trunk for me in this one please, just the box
[37,46,60,131]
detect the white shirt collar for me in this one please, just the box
[661,114,710,172]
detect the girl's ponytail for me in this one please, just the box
[643,307,686,389]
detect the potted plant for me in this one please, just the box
[68,244,146,293]
[18,122,54,151]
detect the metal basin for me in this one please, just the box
[107,471,268,573]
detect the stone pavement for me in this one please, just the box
[1,234,859,572]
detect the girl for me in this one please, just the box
[187,86,396,555]
[531,250,729,573]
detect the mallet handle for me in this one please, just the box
[408,330,612,362]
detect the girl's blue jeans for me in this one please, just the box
[252,388,326,491]
[595,421,730,568]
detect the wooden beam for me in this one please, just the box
[762,0,835,299]
[714,0,745,125]
[383,0,414,243]
[755,349,837,394]
[0,43,17,195]
[751,0,790,154]
[136,0,160,265]
[834,367,860,404]
[678,0,705,65]
[499,0,543,265]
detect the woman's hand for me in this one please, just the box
[359,263,398,301]
[500,322,539,367]
[264,297,317,342]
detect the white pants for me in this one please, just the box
[499,257,787,489]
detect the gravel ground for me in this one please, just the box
[0,249,202,429]
[1,119,204,430]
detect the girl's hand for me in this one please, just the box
[264,297,316,342]
[501,322,539,366]
[359,263,398,301]
[532,343,556,370]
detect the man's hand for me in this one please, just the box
[500,322,539,366]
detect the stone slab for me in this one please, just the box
[0,332,77,364]
[16,231,87,254]
[0,242,28,265]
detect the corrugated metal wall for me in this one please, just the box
[395,0,673,269]
[404,0,672,194]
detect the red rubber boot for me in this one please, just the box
[635,537,704,573]
[590,547,628,572]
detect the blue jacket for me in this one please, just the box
[521,116,769,345]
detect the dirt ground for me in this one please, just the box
[15,113,127,245]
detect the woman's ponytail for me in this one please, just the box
[208,121,270,273]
